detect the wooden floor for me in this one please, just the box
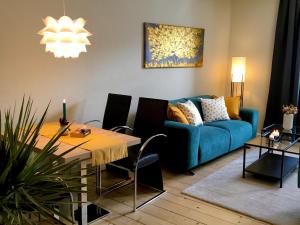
[87,149,270,225]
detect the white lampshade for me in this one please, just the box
[231,57,246,82]
[38,16,92,58]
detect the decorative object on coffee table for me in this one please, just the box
[268,129,281,146]
[282,104,298,130]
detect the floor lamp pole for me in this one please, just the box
[230,82,244,107]
[240,82,244,107]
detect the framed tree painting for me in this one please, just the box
[144,23,205,68]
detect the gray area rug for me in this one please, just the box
[182,151,300,225]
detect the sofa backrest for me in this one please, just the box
[169,95,212,118]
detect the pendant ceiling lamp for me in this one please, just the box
[38,0,92,58]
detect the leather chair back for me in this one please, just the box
[133,97,168,143]
[102,93,132,130]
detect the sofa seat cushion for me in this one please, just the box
[198,126,230,164]
[206,120,252,151]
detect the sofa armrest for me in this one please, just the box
[163,120,200,172]
[240,108,259,138]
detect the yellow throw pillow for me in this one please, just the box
[225,96,241,120]
[167,103,189,124]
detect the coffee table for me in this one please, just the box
[243,124,300,188]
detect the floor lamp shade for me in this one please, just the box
[231,57,246,82]
[231,57,246,106]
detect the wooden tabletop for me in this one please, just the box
[35,123,141,162]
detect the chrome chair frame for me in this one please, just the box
[106,126,167,211]
[84,119,102,126]
[95,126,133,195]
[132,133,167,211]
[84,123,132,196]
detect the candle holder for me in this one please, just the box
[59,118,70,136]
[268,129,281,147]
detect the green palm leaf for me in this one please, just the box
[0,97,86,225]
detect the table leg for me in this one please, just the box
[259,135,263,158]
[96,165,101,195]
[299,144,300,166]
[259,146,262,158]
[75,162,109,225]
[280,151,285,188]
[243,145,246,178]
[80,160,88,225]
[299,145,300,187]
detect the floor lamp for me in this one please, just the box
[230,57,246,107]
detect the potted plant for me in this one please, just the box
[282,104,298,130]
[0,97,85,225]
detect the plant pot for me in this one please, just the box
[283,113,294,130]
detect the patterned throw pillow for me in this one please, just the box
[200,96,230,123]
[177,100,203,126]
[167,103,189,124]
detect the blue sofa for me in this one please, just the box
[163,95,259,173]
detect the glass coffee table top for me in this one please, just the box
[262,123,300,138]
[247,136,300,154]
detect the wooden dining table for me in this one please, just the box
[35,122,141,225]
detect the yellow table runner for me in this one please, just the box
[39,123,128,166]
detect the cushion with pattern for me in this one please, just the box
[177,100,203,126]
[200,96,230,123]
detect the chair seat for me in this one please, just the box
[112,149,159,171]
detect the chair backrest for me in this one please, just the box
[102,93,132,130]
[133,97,168,143]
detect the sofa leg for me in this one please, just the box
[185,170,195,176]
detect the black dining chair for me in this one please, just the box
[84,93,132,195]
[109,97,168,211]
[85,93,132,131]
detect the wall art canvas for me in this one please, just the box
[144,23,205,68]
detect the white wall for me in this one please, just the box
[0,0,232,123]
[229,0,279,129]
